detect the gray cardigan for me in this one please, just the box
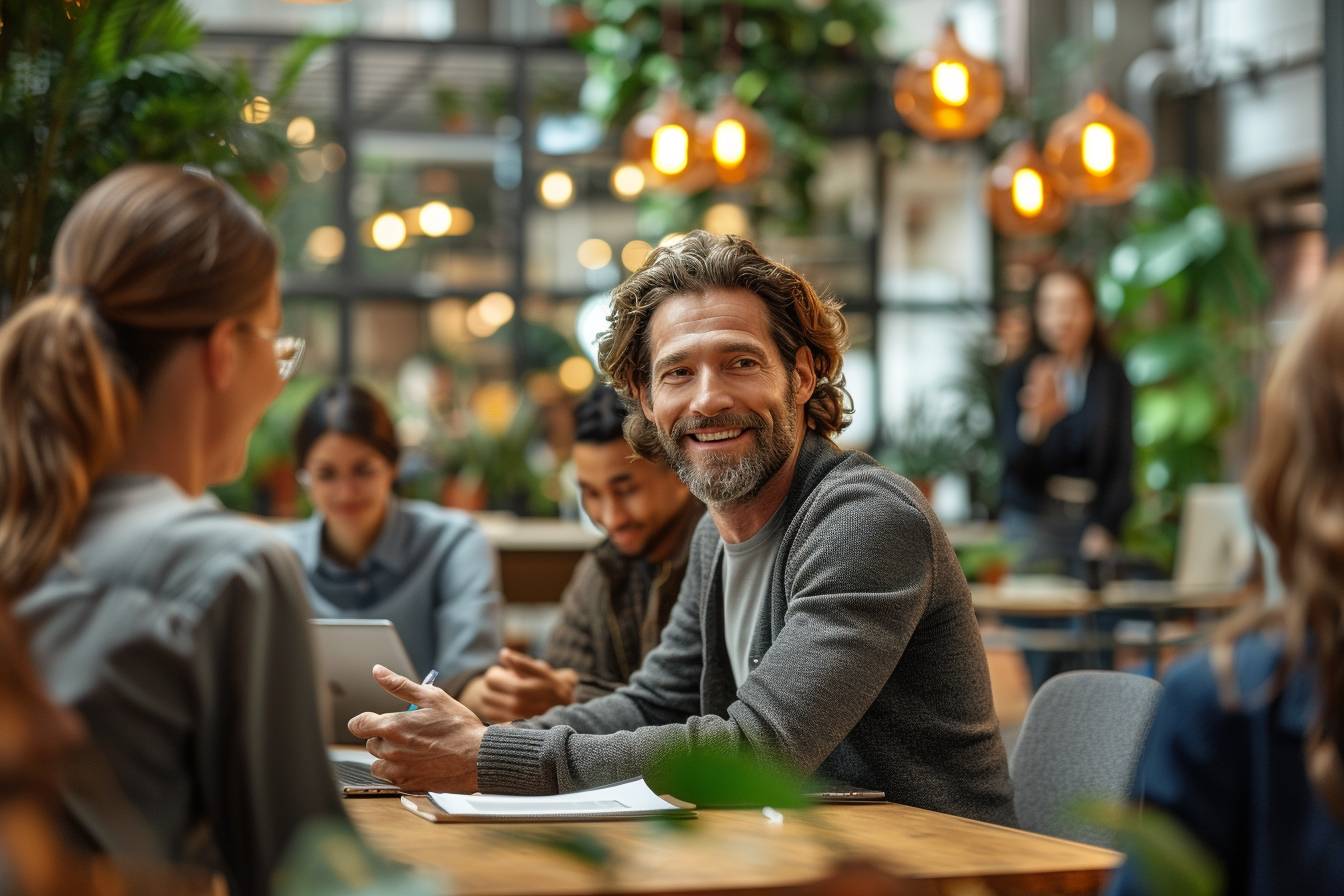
[478,432,1016,825]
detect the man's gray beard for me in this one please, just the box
[656,395,797,507]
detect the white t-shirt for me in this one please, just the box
[720,509,787,687]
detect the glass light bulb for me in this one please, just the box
[538,171,575,208]
[1010,168,1045,218]
[371,213,407,251]
[651,124,690,176]
[931,61,970,107]
[610,164,645,198]
[1081,122,1117,176]
[712,118,747,169]
[418,201,452,237]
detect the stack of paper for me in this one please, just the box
[408,778,695,823]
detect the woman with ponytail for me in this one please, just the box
[1108,262,1344,895]
[0,165,345,895]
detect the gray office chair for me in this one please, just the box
[1009,670,1163,848]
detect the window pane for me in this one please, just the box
[880,146,991,304]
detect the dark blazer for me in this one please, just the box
[1107,635,1344,896]
[998,351,1134,536]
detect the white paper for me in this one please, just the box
[429,777,689,819]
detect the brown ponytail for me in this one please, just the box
[0,165,277,602]
[1232,257,1344,820]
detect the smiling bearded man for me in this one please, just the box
[346,231,1016,827]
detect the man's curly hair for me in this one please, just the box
[596,230,852,461]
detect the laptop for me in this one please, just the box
[310,619,419,746]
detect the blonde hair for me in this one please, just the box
[0,165,277,601]
[1234,258,1344,820]
[597,231,851,461]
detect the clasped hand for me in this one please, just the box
[1019,357,1068,435]
[348,664,485,793]
[475,648,578,723]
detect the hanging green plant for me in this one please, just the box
[543,0,889,236]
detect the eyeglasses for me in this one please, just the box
[297,463,390,489]
[237,322,306,381]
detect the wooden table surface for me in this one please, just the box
[347,798,1120,896]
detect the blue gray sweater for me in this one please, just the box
[477,432,1016,825]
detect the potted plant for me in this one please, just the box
[880,397,963,502]
[432,85,471,132]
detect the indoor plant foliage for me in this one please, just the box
[1098,177,1269,566]
[545,0,888,235]
[0,0,325,310]
[879,397,964,501]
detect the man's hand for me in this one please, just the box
[348,664,486,793]
[475,648,578,723]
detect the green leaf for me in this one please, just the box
[501,830,614,870]
[273,31,339,105]
[1176,381,1218,443]
[1124,327,1207,385]
[1134,387,1183,447]
[732,69,770,105]
[274,818,442,896]
[1074,801,1223,896]
[645,743,811,810]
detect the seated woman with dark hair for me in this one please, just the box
[277,382,503,706]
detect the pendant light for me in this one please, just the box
[893,20,1003,141]
[1044,90,1153,205]
[985,139,1071,237]
[698,95,772,186]
[622,89,716,194]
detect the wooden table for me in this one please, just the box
[348,798,1120,896]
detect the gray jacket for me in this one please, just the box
[477,433,1016,825]
[15,476,345,895]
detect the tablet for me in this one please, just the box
[311,619,419,745]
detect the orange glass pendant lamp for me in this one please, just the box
[1044,91,1153,204]
[698,95,772,186]
[985,140,1071,237]
[622,89,716,194]
[893,20,1003,140]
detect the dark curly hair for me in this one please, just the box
[596,231,851,461]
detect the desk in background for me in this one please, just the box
[478,515,1004,606]
[972,577,1255,669]
[474,514,600,606]
[348,798,1119,896]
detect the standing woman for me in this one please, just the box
[1107,262,1344,895]
[279,382,503,706]
[0,165,345,894]
[997,266,1134,686]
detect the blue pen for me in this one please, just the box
[405,668,439,711]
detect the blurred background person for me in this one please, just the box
[0,165,345,895]
[280,381,503,705]
[1107,260,1344,896]
[997,266,1135,688]
[471,385,703,721]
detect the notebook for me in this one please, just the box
[401,778,696,823]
